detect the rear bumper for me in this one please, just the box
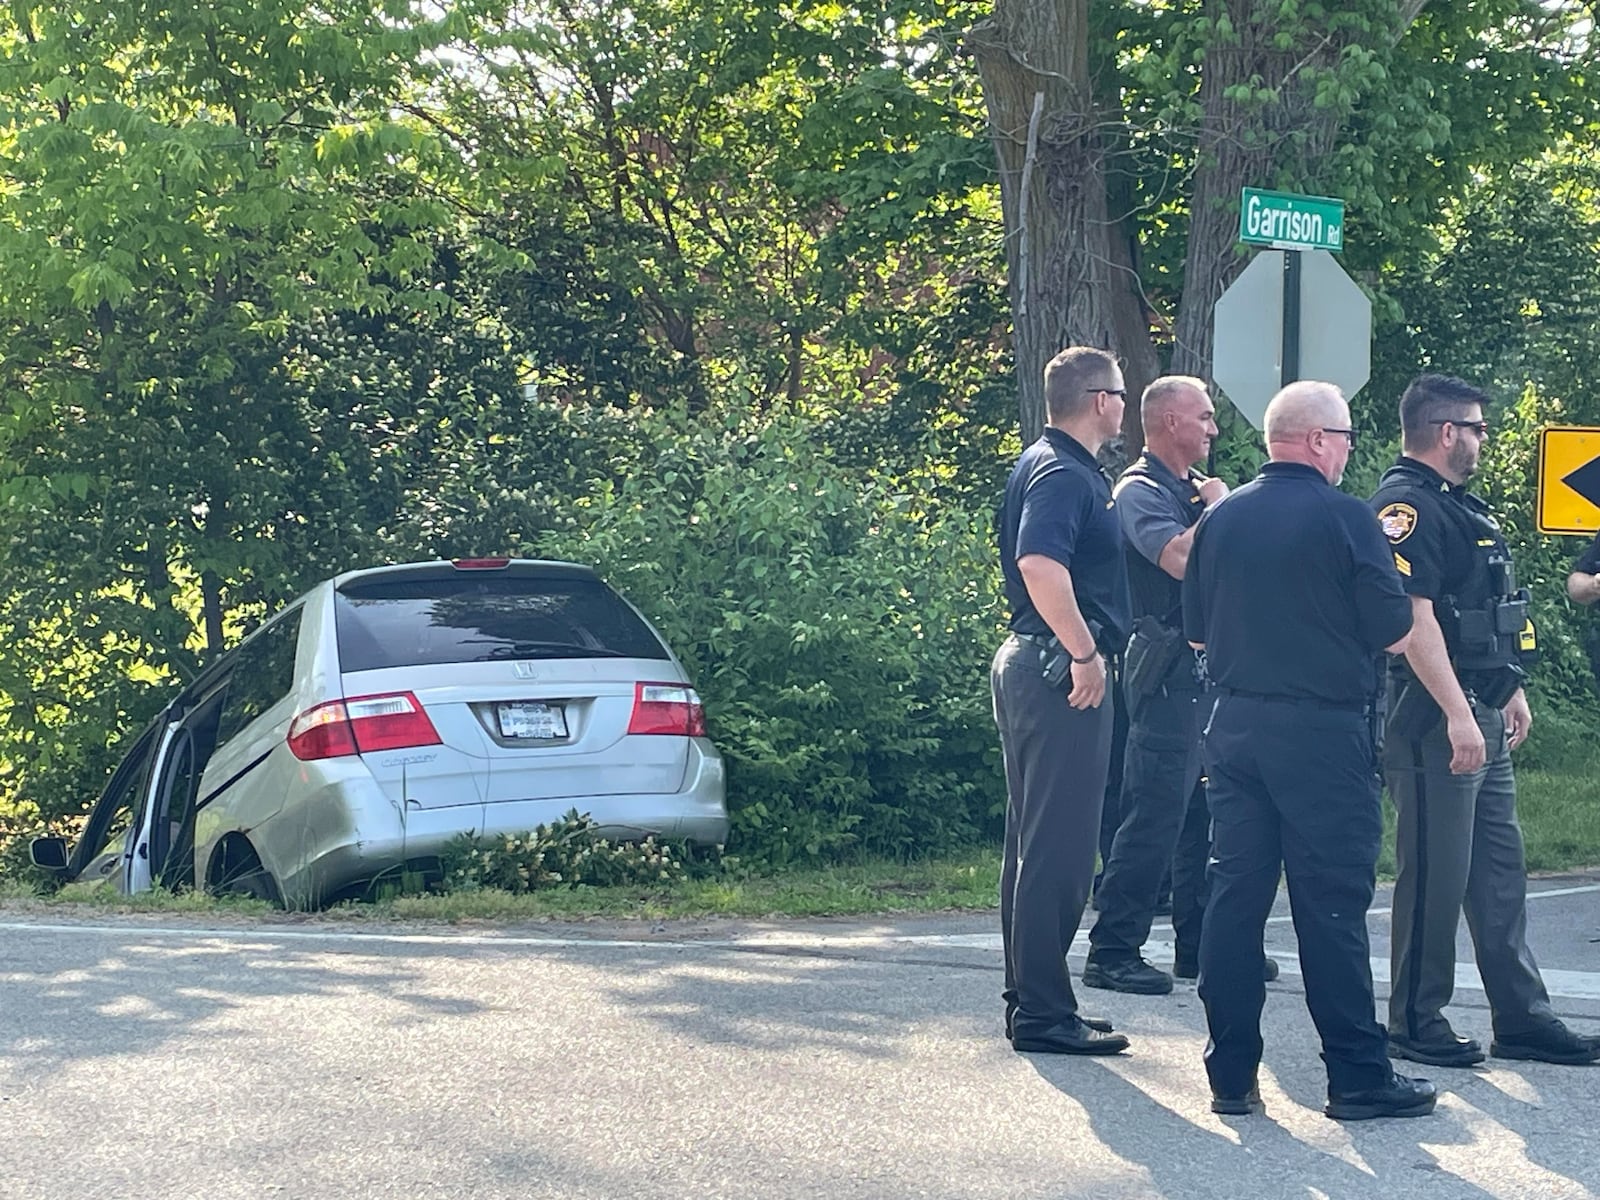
[469,736,729,843]
[264,738,728,906]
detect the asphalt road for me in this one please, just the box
[1,874,1597,1200]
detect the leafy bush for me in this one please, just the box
[439,812,695,892]
[0,798,82,891]
[536,409,1008,867]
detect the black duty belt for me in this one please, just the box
[1012,629,1118,659]
[1011,628,1122,660]
[1214,687,1369,714]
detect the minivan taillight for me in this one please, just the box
[287,692,443,761]
[627,682,707,736]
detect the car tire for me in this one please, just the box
[211,839,281,907]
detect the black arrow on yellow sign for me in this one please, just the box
[1537,425,1600,534]
[1563,456,1600,510]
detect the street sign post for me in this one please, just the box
[1239,188,1346,252]
[1536,425,1600,534]
[1211,248,1371,431]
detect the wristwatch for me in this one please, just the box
[1069,649,1099,664]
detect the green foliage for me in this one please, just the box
[0,802,45,887]
[0,791,85,890]
[1365,155,1600,715]
[0,0,480,820]
[438,811,701,893]
[10,0,1600,885]
[536,408,1006,866]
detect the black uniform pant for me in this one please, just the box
[1089,686,1202,963]
[1095,661,1129,894]
[1385,702,1556,1043]
[1170,773,1212,970]
[993,635,1115,1035]
[1199,694,1390,1096]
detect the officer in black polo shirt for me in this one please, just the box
[1184,380,1433,1120]
[1567,531,1600,608]
[1565,532,1600,689]
[1373,373,1600,1068]
[994,345,1132,1056]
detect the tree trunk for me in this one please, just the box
[1105,154,1162,460]
[971,0,1151,442]
[1170,1,1417,386]
[201,569,225,655]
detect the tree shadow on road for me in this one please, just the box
[0,922,493,1082]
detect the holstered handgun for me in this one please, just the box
[1122,616,1188,711]
[1037,620,1106,694]
[1387,673,1443,742]
[1466,665,1524,711]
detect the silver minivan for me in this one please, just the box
[33,559,729,906]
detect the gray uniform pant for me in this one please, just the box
[993,635,1115,1035]
[1384,702,1557,1043]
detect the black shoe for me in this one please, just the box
[1388,1030,1485,1068]
[1325,1073,1437,1121]
[1490,1023,1600,1065]
[1083,957,1174,995]
[1006,1005,1114,1040]
[1172,957,1278,983]
[1013,1020,1130,1056]
[1210,1086,1263,1116]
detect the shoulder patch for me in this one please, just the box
[1378,502,1418,544]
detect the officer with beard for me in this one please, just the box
[1372,373,1600,1068]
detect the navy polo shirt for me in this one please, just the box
[999,427,1131,648]
[1182,461,1411,707]
[1574,530,1600,576]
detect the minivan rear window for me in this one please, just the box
[334,575,671,672]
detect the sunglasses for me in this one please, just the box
[1429,418,1490,436]
[1321,427,1358,448]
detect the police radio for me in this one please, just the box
[1444,551,1534,708]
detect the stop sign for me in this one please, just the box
[1212,249,1372,431]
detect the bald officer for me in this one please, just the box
[1184,381,1433,1121]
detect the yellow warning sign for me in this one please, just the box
[1537,425,1600,534]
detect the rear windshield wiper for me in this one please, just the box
[474,641,626,660]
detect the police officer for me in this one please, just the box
[993,345,1132,1055]
[1565,532,1600,608]
[1372,373,1600,1067]
[1085,376,1238,994]
[1184,380,1434,1120]
[1564,534,1600,688]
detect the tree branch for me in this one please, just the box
[1016,90,1044,319]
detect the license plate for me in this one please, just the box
[496,701,569,740]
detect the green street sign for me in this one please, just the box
[1238,188,1345,252]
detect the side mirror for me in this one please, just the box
[30,836,70,873]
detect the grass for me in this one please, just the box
[1513,767,1600,872]
[2,721,1596,923]
[1373,768,1600,880]
[0,849,1005,923]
